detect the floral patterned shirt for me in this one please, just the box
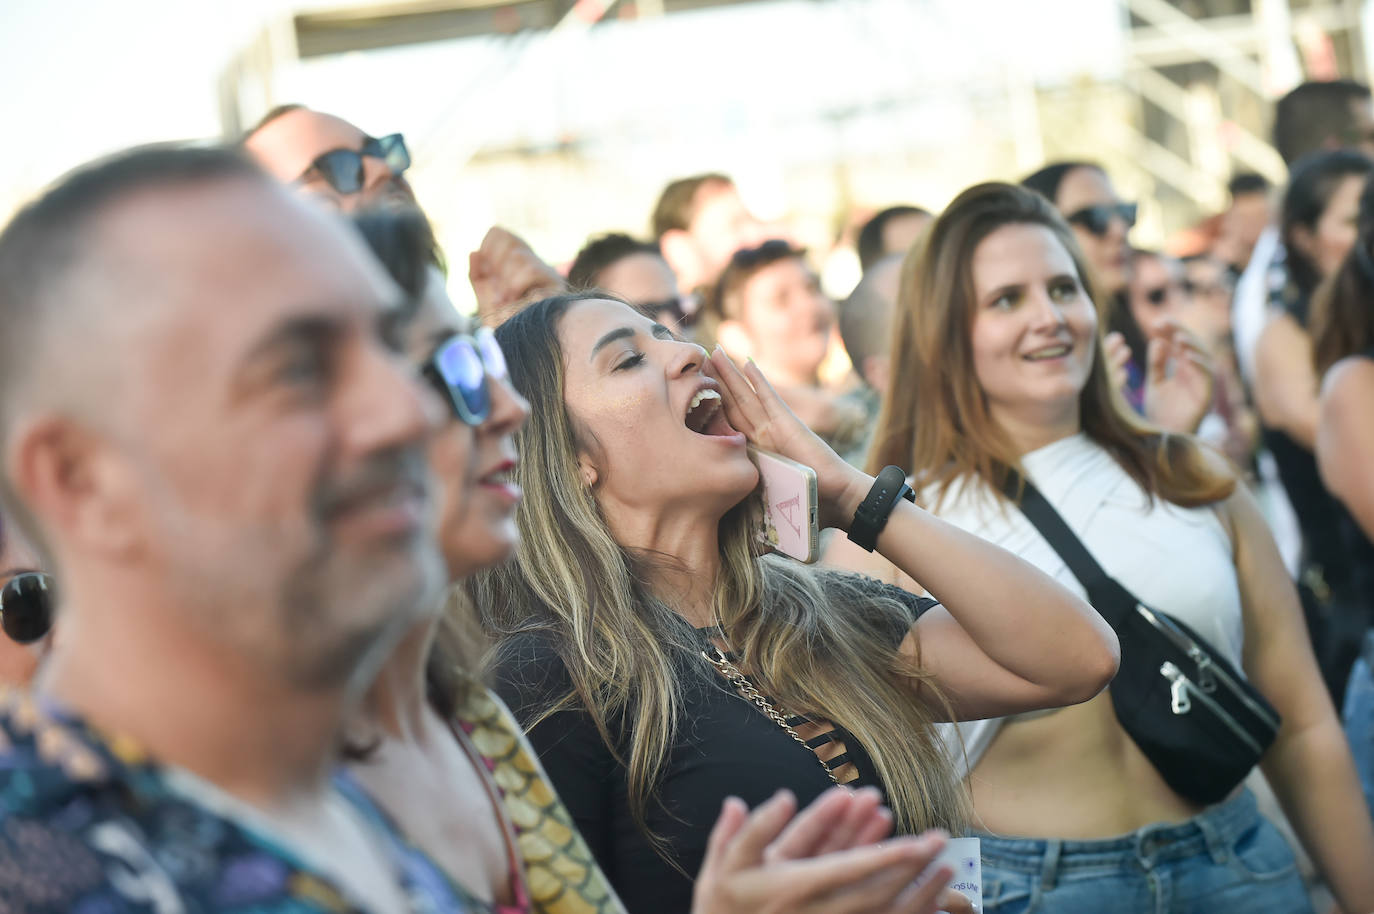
[0,687,476,913]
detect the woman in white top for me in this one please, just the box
[828,182,1374,913]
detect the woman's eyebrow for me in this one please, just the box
[590,326,637,360]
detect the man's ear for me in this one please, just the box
[658,229,702,291]
[716,319,755,363]
[8,417,141,560]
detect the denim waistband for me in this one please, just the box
[973,789,1258,889]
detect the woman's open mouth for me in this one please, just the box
[684,389,740,438]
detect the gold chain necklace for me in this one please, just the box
[701,647,840,786]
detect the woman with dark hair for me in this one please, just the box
[1254,149,1373,697]
[345,207,970,914]
[471,288,1119,914]
[1311,176,1374,823]
[830,181,1374,912]
[1022,163,1212,432]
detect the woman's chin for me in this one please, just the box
[720,463,763,511]
[443,529,518,581]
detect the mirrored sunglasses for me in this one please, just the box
[0,572,54,645]
[300,133,410,196]
[1066,202,1138,237]
[423,327,509,426]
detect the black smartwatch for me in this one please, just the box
[847,466,915,552]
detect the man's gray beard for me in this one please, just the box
[277,534,446,694]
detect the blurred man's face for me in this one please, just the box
[1127,253,1188,339]
[689,182,769,286]
[738,256,836,384]
[879,211,932,261]
[95,179,442,687]
[245,109,414,212]
[1182,255,1234,344]
[1225,192,1272,254]
[595,252,688,329]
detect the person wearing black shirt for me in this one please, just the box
[471,293,1120,913]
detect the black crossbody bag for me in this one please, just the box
[1005,474,1281,806]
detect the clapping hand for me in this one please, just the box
[693,788,958,914]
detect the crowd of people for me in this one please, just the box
[0,73,1371,914]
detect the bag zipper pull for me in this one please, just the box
[1188,646,1217,692]
[1161,661,1192,714]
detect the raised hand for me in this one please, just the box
[707,347,870,530]
[1103,331,1132,392]
[693,789,955,914]
[468,226,566,325]
[1143,318,1215,434]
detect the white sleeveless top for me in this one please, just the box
[928,433,1244,776]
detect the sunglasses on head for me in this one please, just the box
[638,294,693,327]
[1066,202,1138,237]
[0,572,54,645]
[422,327,509,426]
[298,133,410,196]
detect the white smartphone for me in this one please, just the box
[750,446,820,564]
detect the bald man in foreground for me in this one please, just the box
[0,143,468,912]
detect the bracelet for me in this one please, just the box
[847,466,915,552]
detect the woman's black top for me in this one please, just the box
[1262,425,1353,593]
[1336,350,1374,633]
[491,575,937,914]
[1262,292,1352,595]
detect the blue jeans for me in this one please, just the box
[1343,635,1374,823]
[978,789,1310,914]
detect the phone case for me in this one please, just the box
[751,447,820,563]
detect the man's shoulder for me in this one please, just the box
[0,689,359,913]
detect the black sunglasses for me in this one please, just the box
[299,133,410,196]
[422,327,509,426]
[638,294,693,326]
[1182,278,1230,298]
[0,572,54,645]
[1066,202,1138,237]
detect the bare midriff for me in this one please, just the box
[966,690,1209,838]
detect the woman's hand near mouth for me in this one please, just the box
[708,346,870,532]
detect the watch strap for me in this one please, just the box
[847,465,915,552]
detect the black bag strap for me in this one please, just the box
[1000,472,1139,625]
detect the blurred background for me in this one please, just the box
[3,0,1371,307]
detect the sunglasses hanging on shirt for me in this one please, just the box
[298,134,410,196]
[0,572,54,645]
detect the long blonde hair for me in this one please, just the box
[867,182,1234,508]
[470,293,967,861]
